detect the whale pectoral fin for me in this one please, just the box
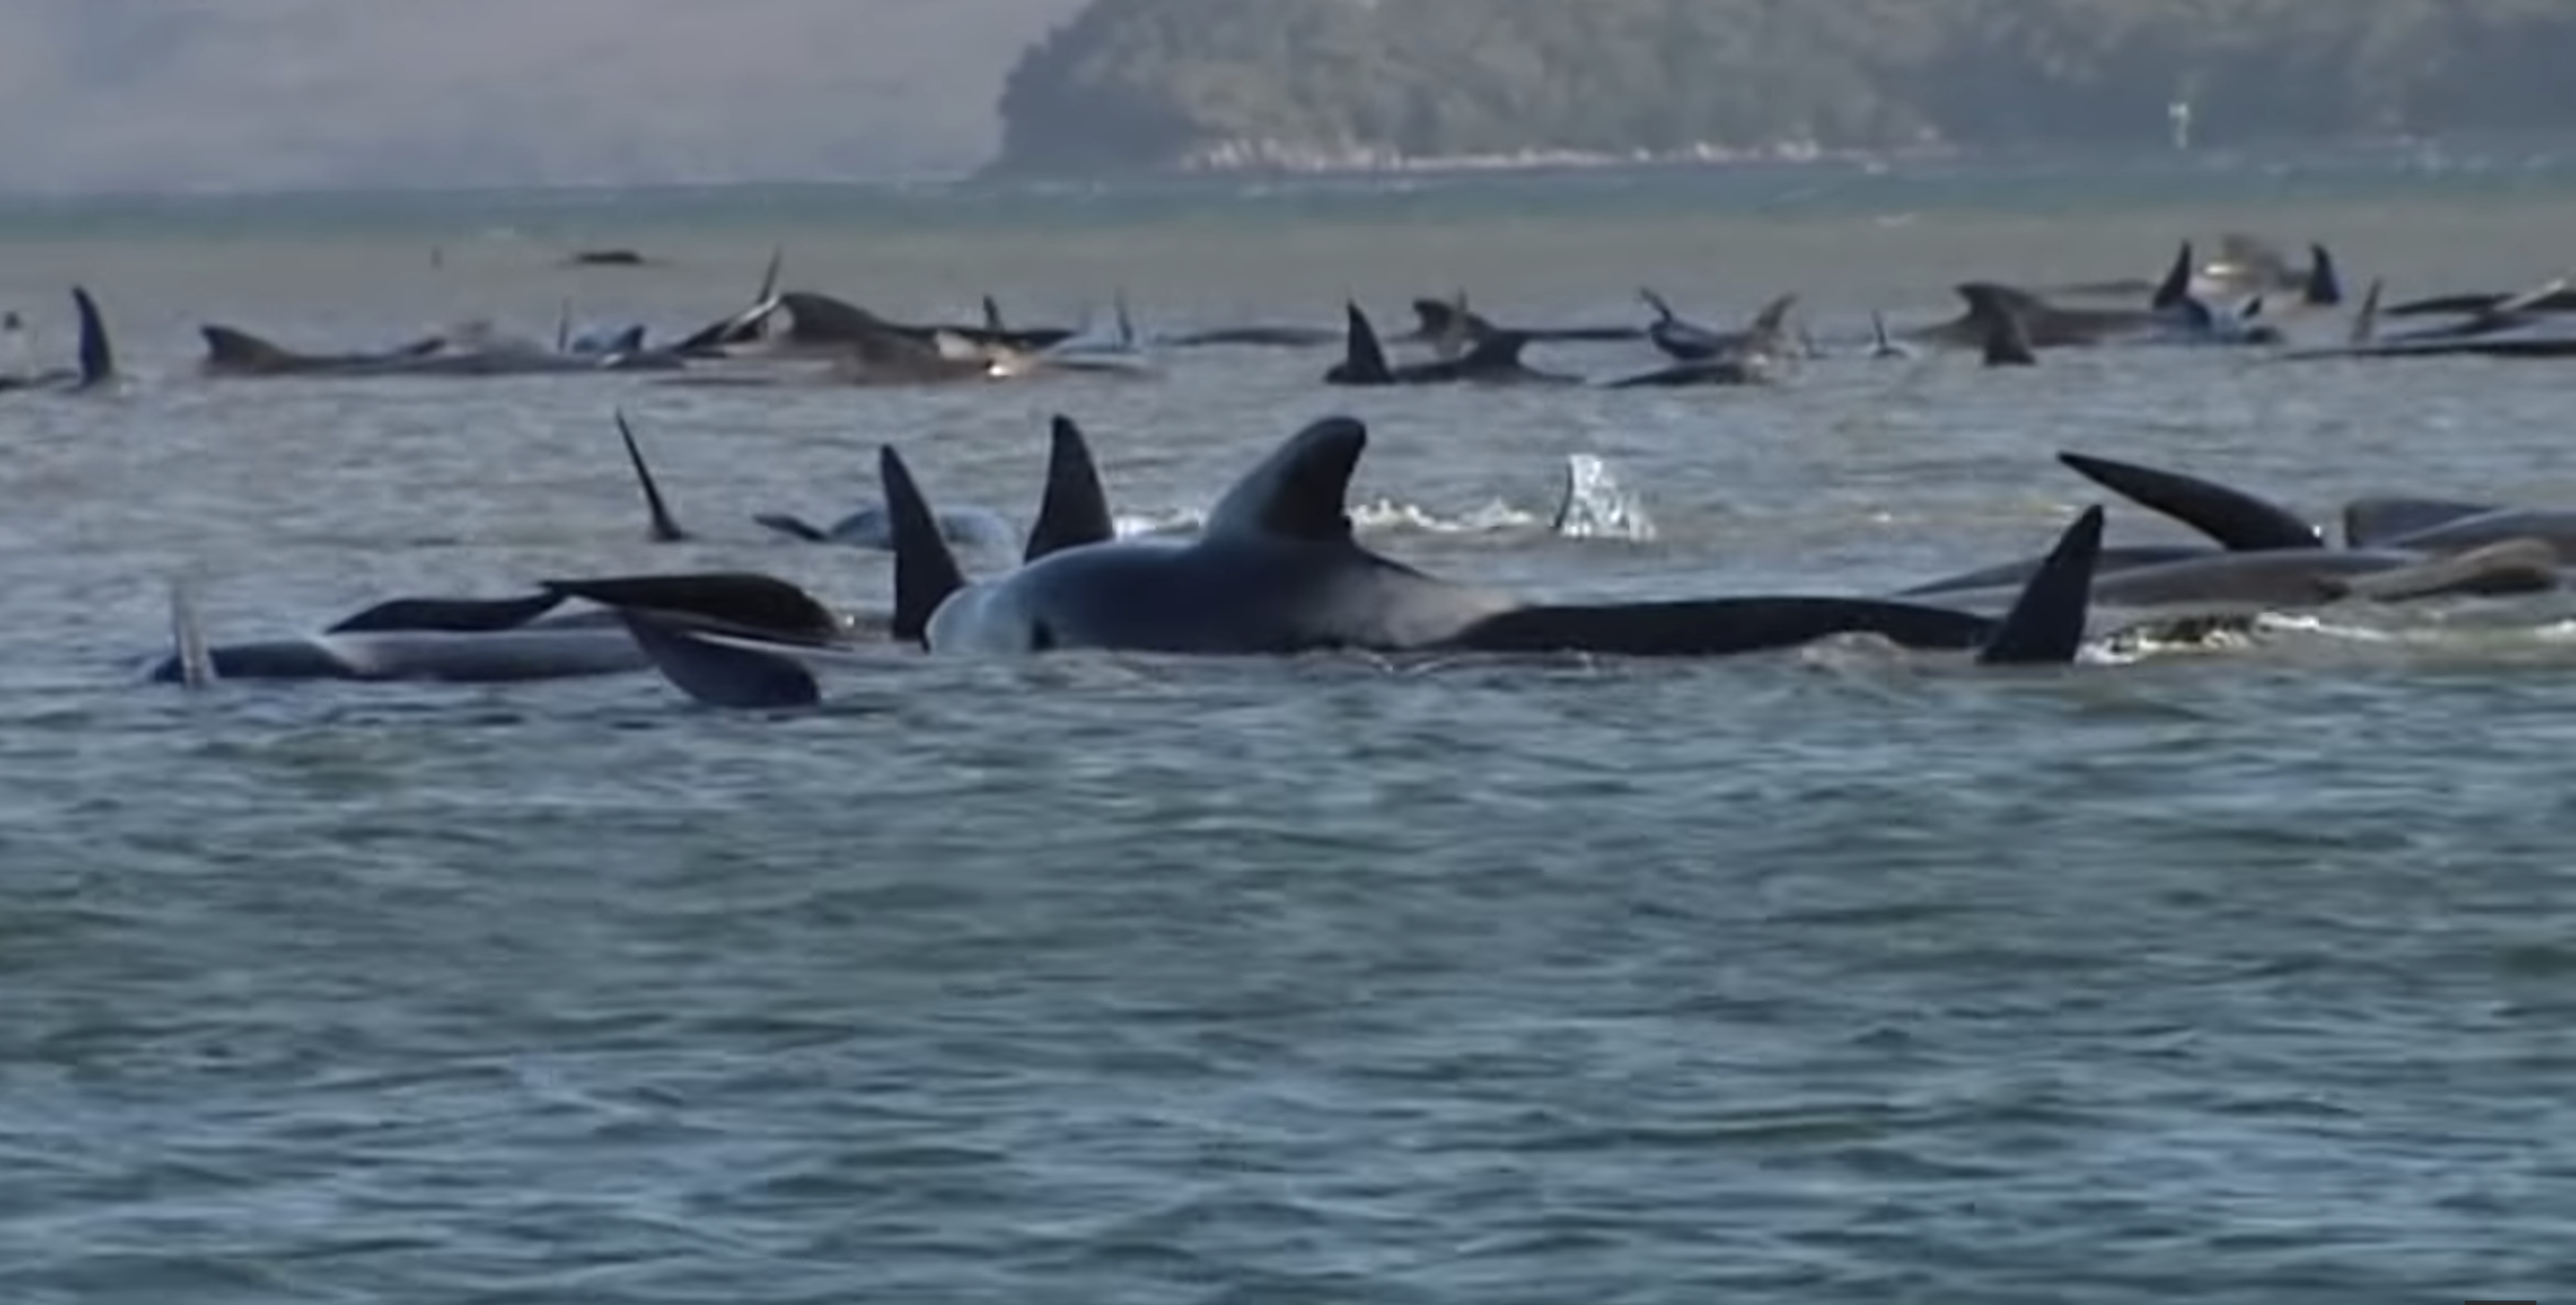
[1025,414,1118,563]
[1639,287,1676,323]
[752,513,831,543]
[1204,416,1367,542]
[323,591,570,635]
[2056,452,2322,551]
[70,287,113,388]
[1975,505,2106,666]
[167,578,215,689]
[615,609,819,710]
[981,295,1007,334]
[614,410,690,542]
[540,573,840,644]
[881,445,970,645]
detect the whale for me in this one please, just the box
[1900,451,2560,612]
[199,319,681,377]
[1326,304,1581,386]
[1638,290,1798,363]
[0,287,115,394]
[572,414,2104,713]
[147,588,641,683]
[1402,292,1644,357]
[1605,294,1799,386]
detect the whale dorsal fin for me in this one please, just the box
[2151,241,2194,311]
[199,324,302,373]
[555,297,573,353]
[69,287,113,388]
[1338,302,1393,383]
[1956,285,2036,366]
[880,445,968,646]
[1025,414,1117,563]
[2350,278,2383,345]
[2056,452,2322,551]
[1976,505,2105,666]
[981,295,1007,333]
[1205,416,1367,543]
[1870,310,1893,351]
[168,578,215,689]
[1113,289,1137,348]
[1747,293,1798,336]
[2303,243,2343,306]
[615,410,689,542]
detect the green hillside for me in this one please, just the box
[991,0,2576,175]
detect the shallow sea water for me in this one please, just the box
[2,155,2573,1302]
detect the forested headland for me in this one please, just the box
[989,0,2576,176]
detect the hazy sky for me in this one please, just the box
[0,0,1089,194]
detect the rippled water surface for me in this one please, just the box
[4,161,2574,1302]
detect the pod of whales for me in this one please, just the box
[546,414,2106,709]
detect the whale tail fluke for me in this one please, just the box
[882,445,969,645]
[167,578,215,690]
[615,410,690,542]
[1025,415,1117,563]
[1974,505,2105,666]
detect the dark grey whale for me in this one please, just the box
[578,417,2106,707]
[1326,304,1580,386]
[0,287,115,394]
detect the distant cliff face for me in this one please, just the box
[989,0,2576,178]
[0,0,1088,194]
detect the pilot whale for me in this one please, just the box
[573,416,2106,707]
[0,287,115,394]
[1327,304,1580,386]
